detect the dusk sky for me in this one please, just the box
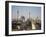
[12,5,41,20]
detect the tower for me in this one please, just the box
[29,11,30,20]
[17,10,19,21]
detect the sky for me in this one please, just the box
[12,5,41,20]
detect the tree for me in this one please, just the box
[25,18,32,30]
[20,16,25,22]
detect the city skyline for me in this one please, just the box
[12,5,41,20]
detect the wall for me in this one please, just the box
[0,0,46,37]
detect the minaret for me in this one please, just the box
[17,10,19,21]
[29,11,30,20]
